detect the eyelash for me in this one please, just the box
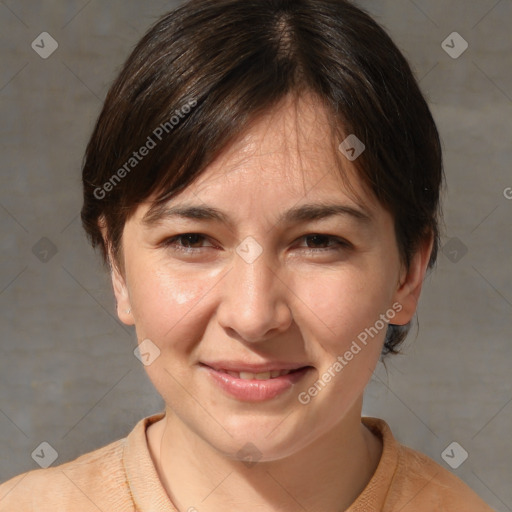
[160,233,351,254]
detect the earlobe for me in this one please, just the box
[391,235,434,326]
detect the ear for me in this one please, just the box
[111,263,135,326]
[391,234,434,326]
[99,216,134,326]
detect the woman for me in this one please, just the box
[0,0,495,510]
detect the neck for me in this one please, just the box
[147,401,382,512]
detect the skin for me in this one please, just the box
[108,93,433,512]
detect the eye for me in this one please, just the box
[161,233,215,252]
[297,234,351,252]
[159,233,350,255]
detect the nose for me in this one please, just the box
[216,246,293,343]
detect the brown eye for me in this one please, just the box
[299,234,351,251]
[161,233,214,251]
[305,234,332,248]
[176,234,205,248]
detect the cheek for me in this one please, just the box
[291,269,393,420]
[290,266,394,356]
[127,262,223,342]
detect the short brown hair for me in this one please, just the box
[81,0,444,354]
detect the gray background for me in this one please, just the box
[0,0,510,510]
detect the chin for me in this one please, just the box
[197,413,311,463]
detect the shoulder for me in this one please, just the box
[362,418,495,512]
[0,437,133,512]
[388,443,495,511]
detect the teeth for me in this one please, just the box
[223,369,294,380]
[241,371,270,380]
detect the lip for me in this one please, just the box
[201,360,310,373]
[199,363,313,402]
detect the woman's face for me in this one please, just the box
[112,94,422,461]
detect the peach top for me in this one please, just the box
[0,413,494,511]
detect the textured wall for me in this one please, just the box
[0,1,510,510]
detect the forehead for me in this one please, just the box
[177,94,371,208]
[137,93,382,226]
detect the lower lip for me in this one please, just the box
[200,364,313,402]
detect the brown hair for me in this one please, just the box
[81,0,444,354]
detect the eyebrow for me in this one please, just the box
[142,202,372,227]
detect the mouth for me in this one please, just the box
[207,367,307,380]
[199,363,314,402]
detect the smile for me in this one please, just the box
[219,369,294,379]
[199,364,313,402]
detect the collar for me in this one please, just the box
[122,413,397,511]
